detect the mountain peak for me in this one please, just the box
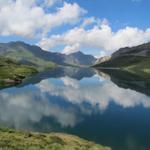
[0,41,96,66]
[9,41,27,45]
[68,51,84,56]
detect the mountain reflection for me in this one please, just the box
[0,67,150,150]
[97,69,150,96]
[0,67,149,130]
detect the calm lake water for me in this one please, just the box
[0,67,150,150]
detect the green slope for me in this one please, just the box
[93,42,150,77]
[5,50,56,71]
[123,56,150,78]
[94,56,150,78]
[0,57,38,88]
[0,128,111,150]
[93,42,150,78]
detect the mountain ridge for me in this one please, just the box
[93,42,150,77]
[0,41,97,67]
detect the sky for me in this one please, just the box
[0,0,150,57]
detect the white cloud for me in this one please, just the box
[81,17,97,27]
[0,0,86,37]
[39,24,150,55]
[43,0,62,7]
[0,0,149,56]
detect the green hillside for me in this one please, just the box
[4,49,56,71]
[94,56,150,77]
[0,128,111,150]
[0,57,38,88]
[0,41,96,68]
[93,42,150,77]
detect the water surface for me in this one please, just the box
[0,67,150,150]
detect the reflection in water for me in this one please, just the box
[97,69,150,96]
[0,67,150,150]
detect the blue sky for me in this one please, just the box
[67,0,150,29]
[0,0,150,56]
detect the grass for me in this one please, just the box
[0,128,111,150]
[0,57,38,88]
[0,57,37,79]
[0,65,37,79]
[5,50,56,71]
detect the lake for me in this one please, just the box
[0,66,150,150]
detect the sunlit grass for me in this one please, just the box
[0,128,111,150]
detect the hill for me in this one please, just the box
[0,57,38,88]
[0,41,96,69]
[93,42,150,76]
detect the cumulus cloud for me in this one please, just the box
[0,0,149,56]
[81,17,99,27]
[39,24,150,55]
[0,0,86,37]
[43,0,62,7]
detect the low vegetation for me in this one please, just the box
[0,57,38,88]
[0,128,111,150]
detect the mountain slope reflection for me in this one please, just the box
[18,67,95,87]
[96,69,150,96]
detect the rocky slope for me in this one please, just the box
[93,42,150,76]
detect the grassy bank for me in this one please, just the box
[0,128,111,150]
[0,57,38,88]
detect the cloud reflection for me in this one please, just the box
[37,76,150,111]
[0,75,149,129]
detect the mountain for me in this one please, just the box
[65,51,96,66]
[95,56,111,64]
[94,42,150,76]
[0,41,96,69]
[0,41,56,71]
[112,42,150,58]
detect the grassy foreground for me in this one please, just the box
[0,128,111,150]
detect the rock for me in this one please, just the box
[96,56,111,64]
